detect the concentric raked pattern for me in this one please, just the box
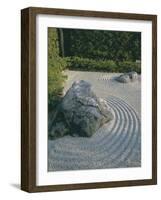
[48,96,141,171]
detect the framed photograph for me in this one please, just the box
[21,7,157,192]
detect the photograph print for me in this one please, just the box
[48,27,141,172]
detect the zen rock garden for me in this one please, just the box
[48,71,141,170]
[49,80,114,139]
[49,71,139,139]
[48,27,141,170]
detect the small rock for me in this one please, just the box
[117,74,130,83]
[116,71,138,83]
[127,71,138,81]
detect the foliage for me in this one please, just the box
[48,28,67,108]
[67,56,141,73]
[63,29,141,62]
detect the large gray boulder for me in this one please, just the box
[49,80,113,139]
[116,71,138,83]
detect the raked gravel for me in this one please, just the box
[48,71,141,171]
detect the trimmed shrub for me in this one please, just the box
[48,28,67,109]
[118,61,141,73]
[66,56,141,73]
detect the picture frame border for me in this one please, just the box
[21,7,157,193]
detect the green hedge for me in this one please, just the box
[48,28,67,109]
[66,57,141,73]
[63,29,141,61]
